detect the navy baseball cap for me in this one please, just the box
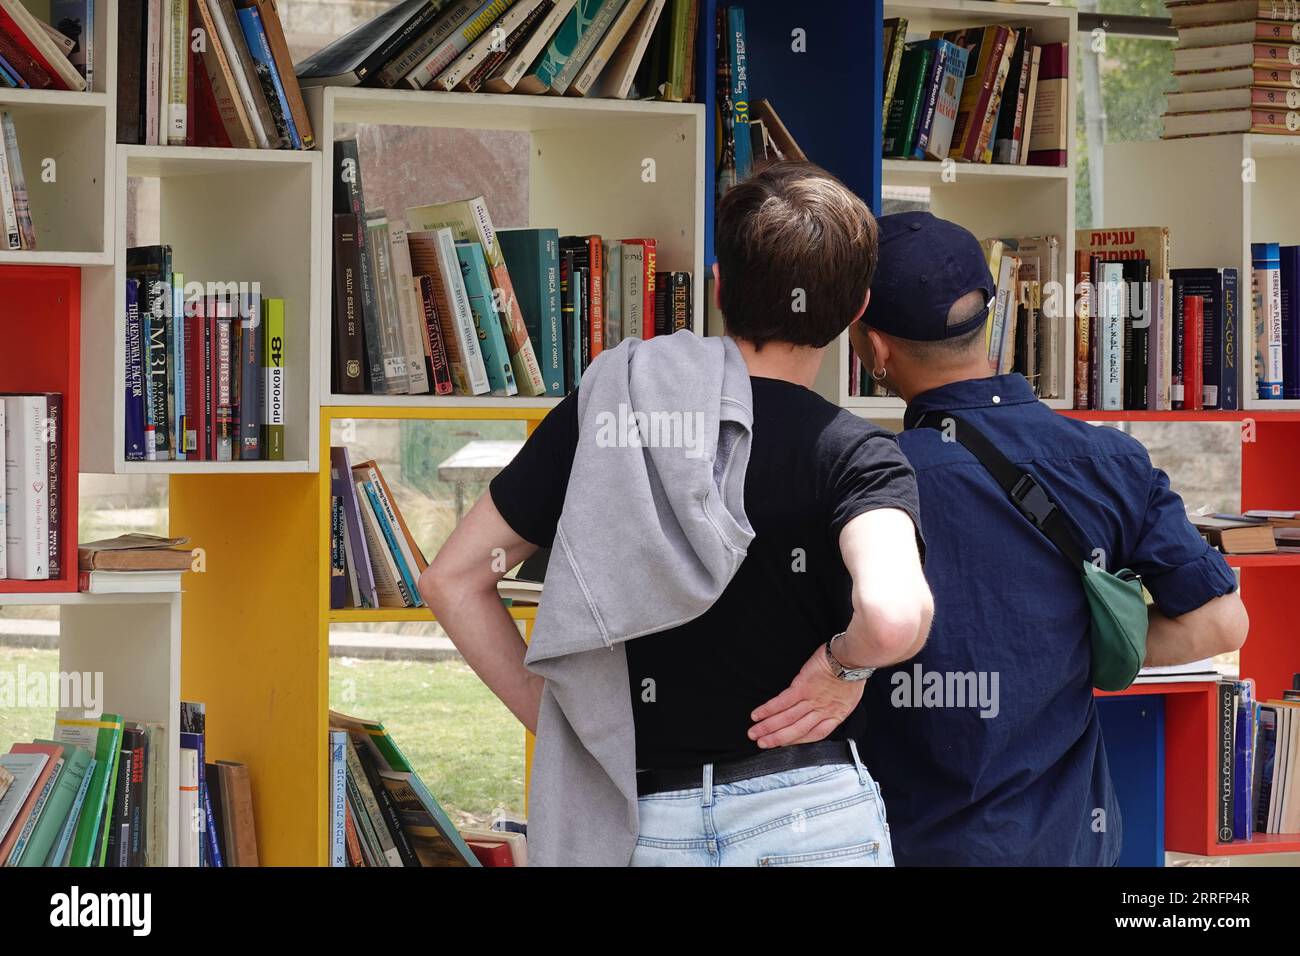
[861,212,994,342]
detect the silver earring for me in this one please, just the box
[872,367,887,382]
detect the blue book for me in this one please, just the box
[1280,246,1300,399]
[909,39,959,160]
[1254,704,1278,834]
[1232,680,1254,841]
[236,5,302,149]
[124,279,147,460]
[727,6,752,181]
[1222,268,1240,410]
[455,241,517,396]
[1251,241,1283,399]
[498,228,564,397]
[171,280,186,459]
[363,481,419,606]
[0,53,26,88]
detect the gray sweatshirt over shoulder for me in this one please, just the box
[523,331,755,866]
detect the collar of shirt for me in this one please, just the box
[902,373,1039,430]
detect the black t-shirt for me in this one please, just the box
[490,376,923,770]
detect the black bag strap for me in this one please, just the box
[916,410,1087,570]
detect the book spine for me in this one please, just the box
[1232,681,1255,842]
[332,212,367,395]
[125,280,148,461]
[3,396,48,578]
[47,755,94,866]
[365,215,410,395]
[401,0,513,90]
[560,249,576,393]
[334,140,386,391]
[463,0,552,92]
[253,0,313,147]
[1204,274,1224,409]
[671,272,689,331]
[0,117,19,249]
[551,0,623,95]
[621,244,643,340]
[374,0,481,87]
[1148,278,1164,411]
[215,303,234,461]
[1252,242,1284,399]
[184,303,206,459]
[44,394,60,578]
[118,1,145,140]
[1222,268,1240,410]
[1216,680,1236,843]
[1100,264,1123,410]
[329,732,347,866]
[239,292,261,459]
[585,236,604,360]
[1283,248,1300,400]
[435,228,491,394]
[971,29,1016,163]
[164,277,180,460]
[105,745,132,866]
[363,482,418,606]
[192,0,255,147]
[167,0,188,143]
[456,242,517,396]
[1185,294,1205,412]
[236,4,299,148]
[416,275,455,395]
[881,18,907,134]
[1171,276,1186,410]
[208,0,275,148]
[724,6,752,177]
[0,20,54,88]
[1,111,33,248]
[602,240,622,348]
[385,221,431,394]
[1073,252,1090,409]
[484,0,578,92]
[173,282,187,457]
[262,297,285,460]
[129,733,147,866]
[911,42,948,158]
[437,0,544,92]
[330,490,346,608]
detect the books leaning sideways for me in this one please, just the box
[77,533,196,593]
[124,245,289,463]
[1164,0,1300,137]
[880,16,1068,166]
[294,0,698,101]
[0,109,36,250]
[0,0,89,92]
[0,699,256,867]
[331,138,693,399]
[1215,677,1300,843]
[328,710,492,866]
[2,392,65,581]
[116,0,313,149]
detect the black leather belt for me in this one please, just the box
[636,740,855,797]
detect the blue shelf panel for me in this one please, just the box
[1098,694,1167,867]
[700,0,884,264]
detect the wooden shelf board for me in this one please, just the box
[0,89,109,109]
[329,605,537,624]
[883,158,1070,187]
[116,459,317,474]
[122,144,319,178]
[0,249,110,266]
[0,589,179,606]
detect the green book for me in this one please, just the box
[883,45,931,159]
[519,0,618,94]
[330,710,480,867]
[53,712,124,867]
[499,228,565,397]
[19,741,92,867]
[454,241,518,397]
[262,297,285,461]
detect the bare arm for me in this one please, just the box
[1144,590,1249,668]
[748,507,932,748]
[417,494,545,734]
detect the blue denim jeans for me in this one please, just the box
[630,739,895,867]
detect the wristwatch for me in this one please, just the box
[824,632,876,682]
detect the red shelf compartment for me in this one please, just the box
[0,266,80,595]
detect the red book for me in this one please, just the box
[416,274,454,395]
[585,236,603,361]
[189,1,234,149]
[0,10,72,90]
[185,299,207,459]
[622,238,657,339]
[467,840,515,867]
[1183,294,1205,412]
[1027,41,1069,167]
[0,26,53,88]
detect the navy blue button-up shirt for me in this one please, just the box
[861,373,1238,866]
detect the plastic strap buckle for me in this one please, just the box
[1010,474,1056,530]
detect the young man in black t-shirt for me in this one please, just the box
[420,161,932,866]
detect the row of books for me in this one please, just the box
[882,17,1068,166]
[125,246,288,462]
[1191,509,1300,555]
[328,710,510,867]
[850,233,1064,401]
[713,6,805,198]
[1,393,63,581]
[78,533,197,594]
[297,0,699,101]
[1215,677,1300,844]
[332,141,691,399]
[0,0,89,91]
[1163,0,1300,138]
[0,701,254,867]
[0,110,34,251]
[117,0,314,150]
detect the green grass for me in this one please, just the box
[0,646,525,830]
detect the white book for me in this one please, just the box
[381,0,496,89]
[204,0,270,148]
[434,227,491,395]
[592,0,665,99]
[0,752,47,845]
[1269,705,1291,833]
[1099,262,1125,411]
[80,570,183,593]
[0,399,6,578]
[178,747,200,867]
[144,0,162,145]
[355,485,407,608]
[569,0,650,97]
[622,243,644,338]
[483,0,579,92]
[158,0,172,144]
[1283,705,1300,834]
[434,0,550,92]
[167,0,190,144]
[3,395,48,580]
[401,0,512,90]
[986,254,1016,372]
[356,462,423,606]
[144,723,167,867]
[329,731,347,867]
[0,120,19,250]
[385,220,432,395]
[364,212,410,394]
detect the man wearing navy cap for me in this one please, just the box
[845,212,1249,865]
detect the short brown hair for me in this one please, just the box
[715,161,878,349]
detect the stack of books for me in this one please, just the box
[332,140,692,399]
[1,392,64,581]
[0,110,34,251]
[1164,0,1300,138]
[328,710,481,867]
[125,246,288,463]
[116,0,313,149]
[881,17,1068,166]
[77,533,196,593]
[1193,509,1300,553]
[1216,678,1300,844]
[0,0,89,91]
[297,0,698,101]
[849,233,1063,401]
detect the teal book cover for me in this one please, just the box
[499,228,564,396]
[528,0,616,91]
[455,241,518,396]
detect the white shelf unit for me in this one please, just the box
[845,0,1078,421]
[0,589,182,867]
[0,0,113,266]
[305,86,707,408]
[78,145,323,474]
[1106,134,1300,411]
